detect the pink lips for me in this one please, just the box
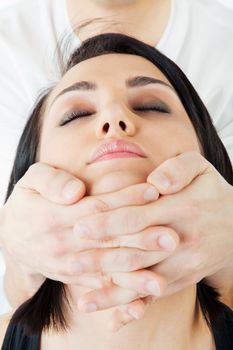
[89,139,146,164]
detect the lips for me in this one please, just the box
[89,139,146,164]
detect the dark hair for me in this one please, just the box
[6,33,233,336]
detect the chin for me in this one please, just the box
[87,170,148,195]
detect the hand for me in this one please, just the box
[75,152,233,330]
[0,162,178,305]
[147,152,233,299]
[0,163,85,304]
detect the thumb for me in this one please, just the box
[147,152,212,194]
[16,162,86,204]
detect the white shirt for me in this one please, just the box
[0,0,233,313]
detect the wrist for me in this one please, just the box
[4,254,45,307]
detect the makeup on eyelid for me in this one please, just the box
[47,78,178,121]
[59,100,171,126]
[40,54,201,197]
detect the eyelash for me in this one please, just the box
[134,102,170,114]
[60,102,170,126]
[60,110,93,126]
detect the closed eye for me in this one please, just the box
[59,110,94,126]
[134,102,171,114]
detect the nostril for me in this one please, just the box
[103,123,110,133]
[119,120,126,131]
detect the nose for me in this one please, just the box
[96,105,136,139]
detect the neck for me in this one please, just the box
[66,0,171,46]
[41,286,214,350]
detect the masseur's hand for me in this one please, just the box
[75,152,233,330]
[0,163,85,305]
[147,152,233,300]
[0,163,177,306]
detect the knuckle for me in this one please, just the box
[107,250,138,272]
[85,213,107,239]
[50,235,66,257]
[128,251,144,271]
[43,233,64,258]
[43,211,60,233]
[98,238,120,249]
[91,198,109,214]
[97,287,111,302]
[167,158,186,181]
[123,209,144,233]
[82,249,99,273]
[47,170,67,190]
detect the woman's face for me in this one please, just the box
[40,54,200,195]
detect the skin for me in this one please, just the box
[35,54,214,349]
[40,54,200,192]
[67,0,171,45]
[0,0,232,334]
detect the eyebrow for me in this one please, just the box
[126,76,173,90]
[53,81,97,101]
[51,75,174,107]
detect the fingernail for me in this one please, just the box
[158,235,176,251]
[74,224,90,238]
[143,187,159,201]
[71,261,84,274]
[127,308,140,320]
[82,303,97,312]
[150,172,171,190]
[63,180,81,200]
[145,280,160,296]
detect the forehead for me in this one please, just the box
[48,54,171,103]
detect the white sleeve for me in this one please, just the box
[0,37,35,207]
[217,98,233,165]
[207,81,233,165]
[0,38,32,315]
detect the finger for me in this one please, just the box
[52,226,178,261]
[61,183,159,226]
[34,225,176,278]
[111,269,167,296]
[147,152,212,194]
[109,299,146,332]
[73,199,172,239]
[44,273,104,289]
[78,285,143,313]
[16,162,86,204]
[68,248,173,275]
[119,226,178,251]
[110,294,161,332]
[96,183,159,208]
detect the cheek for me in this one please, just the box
[144,120,201,166]
[39,130,87,179]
